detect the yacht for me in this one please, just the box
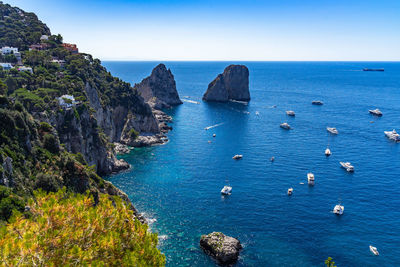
[286,110,295,116]
[363,68,384,72]
[232,154,243,160]
[221,186,232,195]
[327,127,339,135]
[280,123,291,130]
[287,188,293,195]
[312,100,324,105]
[333,204,344,215]
[340,162,354,172]
[384,129,400,142]
[325,148,331,156]
[369,109,383,117]
[369,245,379,256]
[307,173,315,185]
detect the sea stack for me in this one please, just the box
[200,232,242,265]
[203,65,250,102]
[135,63,182,109]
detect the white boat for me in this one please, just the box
[213,134,216,137]
[312,100,324,105]
[384,129,400,142]
[327,127,338,135]
[369,245,379,256]
[287,188,293,195]
[307,173,315,185]
[369,109,382,117]
[280,123,291,130]
[325,148,331,156]
[340,162,354,172]
[221,186,232,195]
[333,204,344,215]
[286,110,295,116]
[232,154,243,160]
[255,111,260,116]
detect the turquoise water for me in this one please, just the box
[103,61,400,267]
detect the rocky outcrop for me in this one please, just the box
[200,232,242,265]
[203,65,250,102]
[135,64,182,109]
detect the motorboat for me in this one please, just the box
[384,129,400,142]
[280,123,291,130]
[325,148,331,156]
[340,162,354,172]
[221,186,232,195]
[270,156,275,162]
[255,111,260,116]
[287,188,293,195]
[213,134,216,137]
[369,109,382,117]
[363,68,384,72]
[232,154,243,160]
[369,245,379,256]
[312,100,324,105]
[327,127,338,135]
[333,204,344,215]
[307,173,315,185]
[286,110,295,116]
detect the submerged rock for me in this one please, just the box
[203,65,250,102]
[135,63,182,109]
[200,232,242,265]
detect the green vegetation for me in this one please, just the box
[0,189,165,266]
[325,257,337,267]
[129,128,139,139]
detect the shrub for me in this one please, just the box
[128,128,139,140]
[43,133,59,154]
[0,189,165,266]
[0,186,25,221]
[39,121,52,132]
[34,173,62,193]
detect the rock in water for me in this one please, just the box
[203,65,250,102]
[200,232,242,264]
[135,63,182,109]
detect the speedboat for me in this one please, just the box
[255,111,260,116]
[384,129,400,142]
[270,156,275,162]
[232,154,243,160]
[327,127,338,135]
[221,186,232,195]
[369,245,379,256]
[280,123,291,130]
[340,162,354,172]
[213,134,216,137]
[369,109,382,117]
[287,188,293,195]
[307,173,315,185]
[325,148,331,156]
[312,100,324,105]
[333,204,344,215]
[286,110,295,116]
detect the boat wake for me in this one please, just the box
[182,99,200,104]
[204,122,225,130]
[229,99,248,105]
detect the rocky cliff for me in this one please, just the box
[203,65,250,102]
[135,64,182,109]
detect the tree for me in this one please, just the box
[0,189,166,266]
[325,257,337,267]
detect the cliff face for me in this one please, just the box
[135,64,182,109]
[203,65,250,102]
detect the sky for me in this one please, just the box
[4,0,400,61]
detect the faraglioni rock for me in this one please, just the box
[135,63,182,109]
[200,232,242,265]
[203,65,250,102]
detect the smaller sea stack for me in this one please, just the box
[200,232,242,265]
[135,63,182,109]
[203,65,250,102]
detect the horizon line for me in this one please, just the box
[100,59,400,63]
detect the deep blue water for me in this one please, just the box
[102,61,400,267]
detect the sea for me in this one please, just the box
[102,61,400,267]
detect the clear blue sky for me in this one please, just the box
[4,0,400,61]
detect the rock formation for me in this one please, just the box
[200,232,242,265]
[135,63,182,109]
[203,65,250,102]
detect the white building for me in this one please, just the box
[1,46,19,55]
[18,66,33,73]
[0,63,13,70]
[40,35,49,41]
[58,95,76,109]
